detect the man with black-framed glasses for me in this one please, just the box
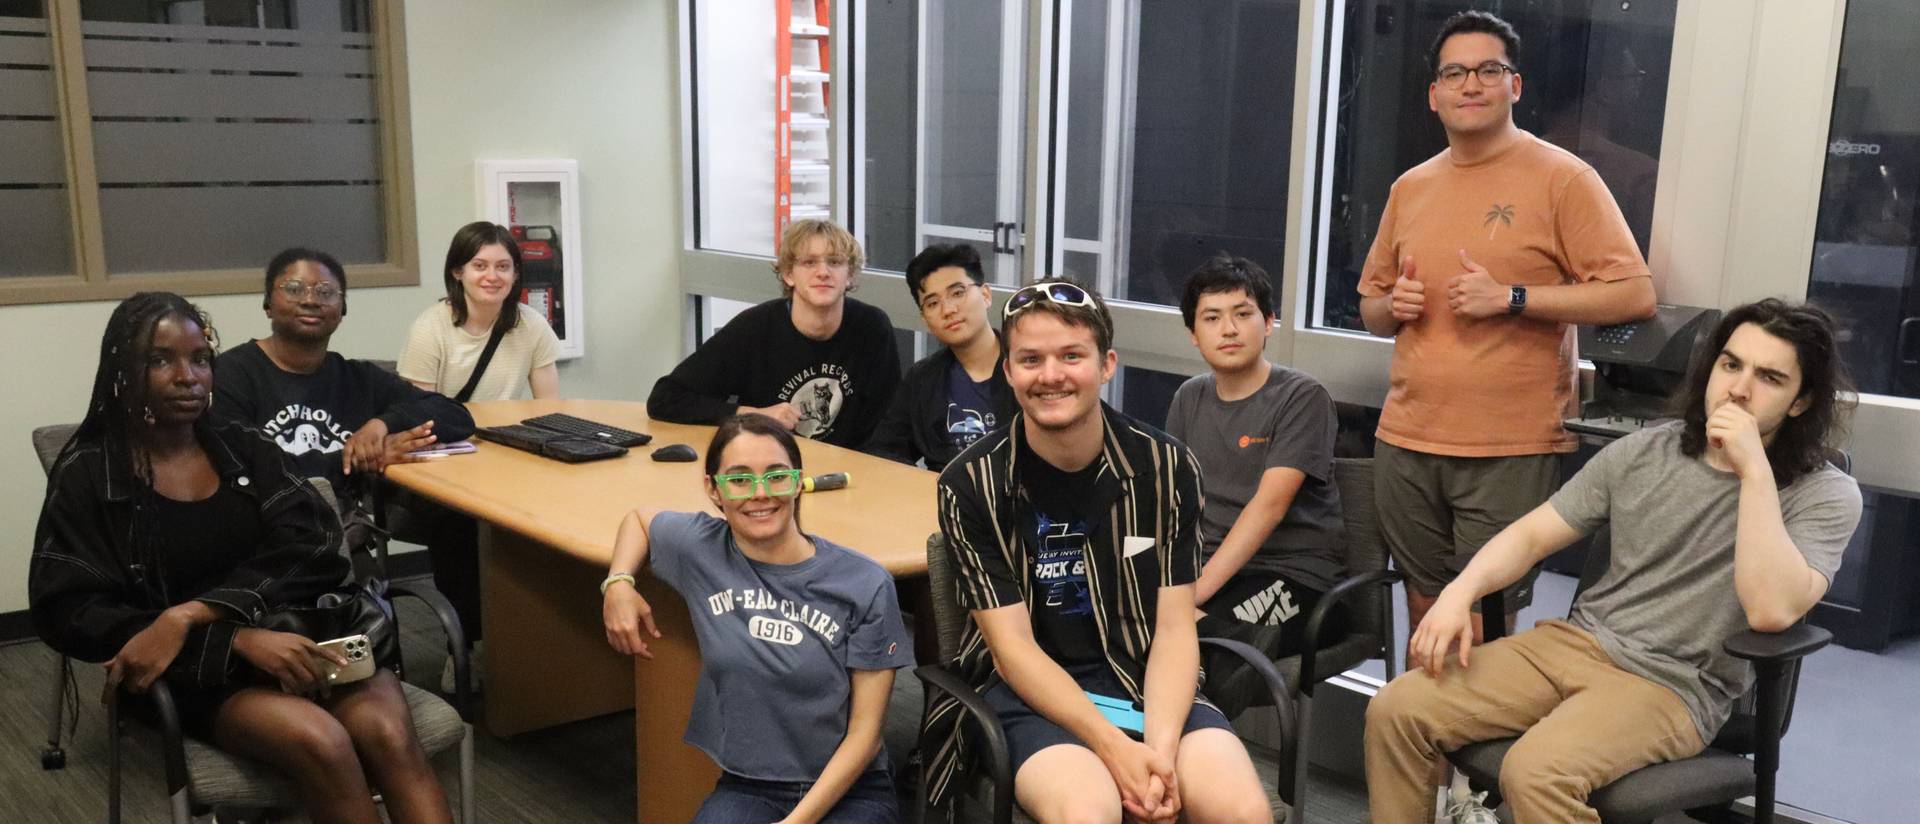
[865,243,1012,471]
[1355,10,1658,673]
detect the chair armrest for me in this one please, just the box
[145,681,191,798]
[915,664,1013,824]
[1199,636,1300,807]
[1300,569,1402,694]
[1723,624,1831,663]
[388,581,472,720]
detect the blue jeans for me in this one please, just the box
[691,768,901,824]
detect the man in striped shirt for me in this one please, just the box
[924,279,1268,823]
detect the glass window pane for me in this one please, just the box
[860,0,918,272]
[0,0,76,278]
[1113,365,1188,431]
[696,2,833,258]
[79,0,384,274]
[1808,0,1920,398]
[1314,2,1675,331]
[862,0,1025,284]
[1054,0,1298,308]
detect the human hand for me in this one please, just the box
[602,580,661,659]
[345,419,438,475]
[1446,250,1510,319]
[101,609,192,703]
[1390,256,1425,323]
[234,628,346,698]
[1098,737,1177,822]
[1707,403,1767,479]
[1409,587,1476,678]
[342,418,390,476]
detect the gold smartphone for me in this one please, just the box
[317,634,376,685]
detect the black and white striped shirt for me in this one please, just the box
[922,402,1203,805]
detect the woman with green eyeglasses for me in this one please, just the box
[600,413,914,824]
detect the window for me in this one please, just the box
[1046,0,1299,309]
[1808,0,1920,399]
[1,1,75,279]
[1113,365,1188,431]
[694,1,835,258]
[1311,1,1676,331]
[2,0,415,304]
[854,0,1027,282]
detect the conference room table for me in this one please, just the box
[383,399,939,823]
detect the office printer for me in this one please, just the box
[1566,304,1722,438]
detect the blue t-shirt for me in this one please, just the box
[647,511,915,781]
[944,361,999,454]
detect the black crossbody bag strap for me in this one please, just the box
[454,323,510,403]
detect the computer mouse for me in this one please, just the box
[651,444,697,462]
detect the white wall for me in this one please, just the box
[0,0,682,615]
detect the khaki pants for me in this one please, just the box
[1364,620,1705,823]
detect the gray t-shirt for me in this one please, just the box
[1550,421,1860,741]
[647,511,914,781]
[1166,364,1345,590]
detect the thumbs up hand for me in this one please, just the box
[1446,249,1508,319]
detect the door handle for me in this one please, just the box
[1900,317,1920,365]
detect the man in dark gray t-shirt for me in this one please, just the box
[1168,256,1347,713]
[1365,300,1863,823]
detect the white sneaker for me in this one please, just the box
[439,641,483,694]
[1445,788,1499,824]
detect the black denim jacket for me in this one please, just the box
[29,418,348,691]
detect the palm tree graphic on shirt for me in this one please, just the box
[1484,203,1515,239]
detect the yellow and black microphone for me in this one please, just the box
[801,472,850,493]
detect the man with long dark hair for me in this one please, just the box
[1363,299,1862,823]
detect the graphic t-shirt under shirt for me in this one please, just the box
[644,511,914,781]
[1358,131,1651,457]
[1018,439,1105,668]
[944,362,999,455]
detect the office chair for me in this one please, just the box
[95,479,477,824]
[1449,525,1834,824]
[31,422,80,771]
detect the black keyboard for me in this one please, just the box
[522,413,653,447]
[476,424,628,463]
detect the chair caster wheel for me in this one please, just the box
[41,747,66,770]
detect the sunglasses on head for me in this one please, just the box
[1002,281,1095,322]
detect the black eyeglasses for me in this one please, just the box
[1002,281,1095,321]
[1436,61,1515,90]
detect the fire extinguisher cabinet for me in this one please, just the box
[476,159,585,360]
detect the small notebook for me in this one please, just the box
[408,439,477,458]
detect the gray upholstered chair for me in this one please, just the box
[31,422,80,771]
[1449,523,1832,824]
[90,477,478,824]
[915,538,1301,823]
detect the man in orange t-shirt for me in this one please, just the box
[1356,11,1656,655]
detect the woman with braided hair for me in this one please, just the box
[30,292,453,824]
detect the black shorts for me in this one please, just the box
[1197,572,1346,718]
[979,664,1233,775]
